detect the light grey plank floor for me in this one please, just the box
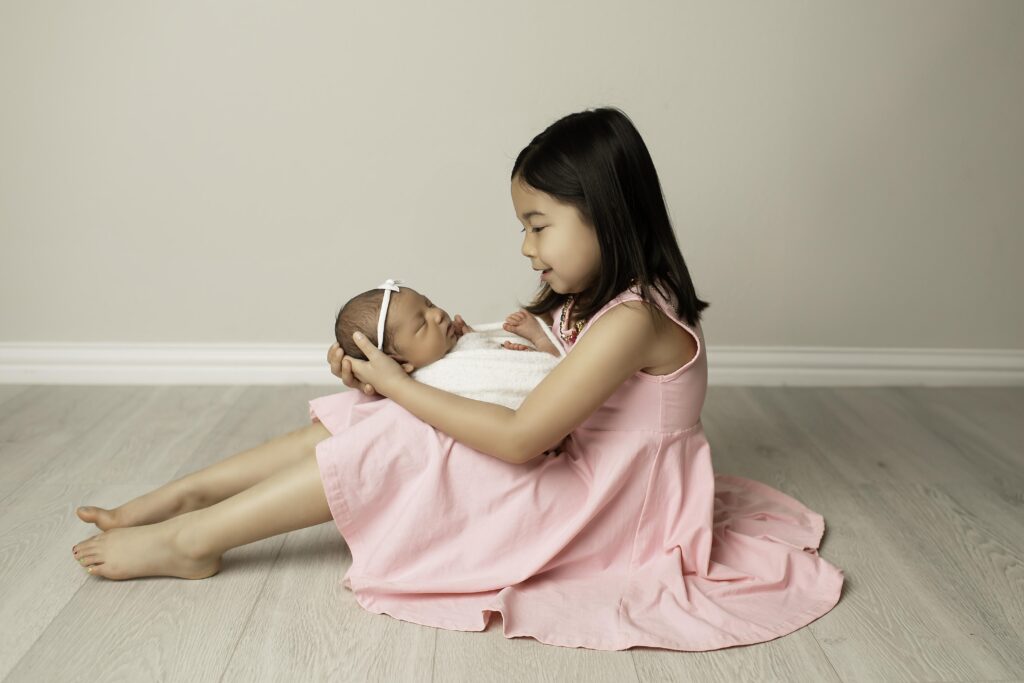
[0,386,1021,683]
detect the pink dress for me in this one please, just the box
[309,282,844,651]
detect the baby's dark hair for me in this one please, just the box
[334,289,397,361]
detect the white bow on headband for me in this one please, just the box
[375,278,409,351]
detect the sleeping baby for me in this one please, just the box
[334,278,564,411]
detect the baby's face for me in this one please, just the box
[384,289,458,369]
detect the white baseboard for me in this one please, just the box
[0,342,1021,386]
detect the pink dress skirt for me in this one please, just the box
[309,283,844,650]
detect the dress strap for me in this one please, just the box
[537,312,568,357]
[568,288,645,347]
[566,281,702,371]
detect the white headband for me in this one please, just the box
[375,278,407,351]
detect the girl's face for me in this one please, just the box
[511,175,601,294]
[385,288,457,368]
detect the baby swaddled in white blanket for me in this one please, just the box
[335,280,567,411]
[410,317,566,410]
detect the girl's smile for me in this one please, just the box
[512,176,601,296]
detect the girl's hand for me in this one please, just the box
[327,341,413,397]
[327,342,368,393]
[328,341,376,396]
[346,332,414,398]
[453,314,474,338]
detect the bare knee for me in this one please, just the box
[304,420,332,447]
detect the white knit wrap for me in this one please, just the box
[409,314,566,410]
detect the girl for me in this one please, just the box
[71,107,844,652]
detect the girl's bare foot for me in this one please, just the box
[76,481,198,531]
[71,513,221,581]
[502,310,560,356]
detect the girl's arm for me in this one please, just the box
[510,302,655,463]
[388,381,520,464]
[390,301,656,465]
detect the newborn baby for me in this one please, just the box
[334,281,564,410]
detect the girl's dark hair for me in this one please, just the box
[511,106,710,330]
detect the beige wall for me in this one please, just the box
[2,1,1022,352]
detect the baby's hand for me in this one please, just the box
[503,309,560,356]
[501,340,539,352]
[453,314,474,339]
[503,309,543,341]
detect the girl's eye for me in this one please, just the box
[519,226,546,233]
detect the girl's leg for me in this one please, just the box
[77,420,333,530]
[72,450,334,580]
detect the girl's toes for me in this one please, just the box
[77,535,99,549]
[76,506,119,530]
[73,533,102,555]
[77,553,100,568]
[74,543,110,577]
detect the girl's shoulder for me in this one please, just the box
[513,298,658,461]
[583,283,699,379]
[573,281,651,338]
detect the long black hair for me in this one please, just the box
[512,106,710,330]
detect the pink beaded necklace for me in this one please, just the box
[558,295,586,344]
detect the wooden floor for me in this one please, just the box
[0,384,1021,682]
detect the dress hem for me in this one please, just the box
[344,569,844,652]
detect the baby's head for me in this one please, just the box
[335,285,458,370]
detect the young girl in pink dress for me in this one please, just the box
[71,106,844,652]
